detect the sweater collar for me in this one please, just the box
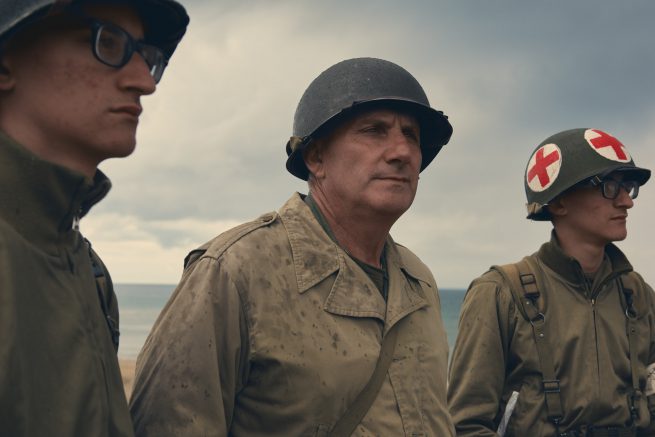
[0,131,111,248]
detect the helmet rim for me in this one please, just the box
[286,57,453,181]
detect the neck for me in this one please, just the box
[309,190,394,268]
[554,227,606,274]
[0,117,97,178]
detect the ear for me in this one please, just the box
[303,141,325,179]
[547,196,567,218]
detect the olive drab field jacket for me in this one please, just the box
[448,234,655,436]
[130,193,455,436]
[0,132,134,436]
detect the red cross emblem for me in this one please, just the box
[526,143,562,192]
[584,129,631,163]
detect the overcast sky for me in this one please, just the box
[83,0,655,289]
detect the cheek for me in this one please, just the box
[572,204,605,229]
[63,55,103,89]
[584,199,606,217]
[59,61,106,115]
[411,149,422,176]
[409,148,422,172]
[27,52,103,101]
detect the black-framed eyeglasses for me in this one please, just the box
[589,177,640,200]
[88,19,167,83]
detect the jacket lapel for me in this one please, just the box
[280,193,430,328]
[384,238,430,334]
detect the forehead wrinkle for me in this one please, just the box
[351,109,420,132]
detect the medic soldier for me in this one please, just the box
[448,128,655,436]
[130,57,456,436]
[0,1,188,436]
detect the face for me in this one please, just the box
[305,108,422,221]
[0,2,156,176]
[552,173,635,247]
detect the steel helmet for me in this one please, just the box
[286,57,453,181]
[524,128,651,220]
[0,0,189,62]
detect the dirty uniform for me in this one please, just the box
[448,234,655,436]
[130,193,454,436]
[0,132,134,436]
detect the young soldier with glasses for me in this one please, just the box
[0,1,188,436]
[448,128,655,436]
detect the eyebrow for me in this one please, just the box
[357,113,419,127]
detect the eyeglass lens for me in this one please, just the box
[601,180,639,200]
[94,24,129,66]
[92,22,166,83]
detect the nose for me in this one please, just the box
[614,187,634,209]
[118,52,157,95]
[384,126,421,166]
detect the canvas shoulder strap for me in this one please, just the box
[618,273,645,425]
[618,272,641,318]
[493,258,564,431]
[328,326,399,437]
[494,259,538,321]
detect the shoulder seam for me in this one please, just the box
[205,212,278,260]
[184,212,277,269]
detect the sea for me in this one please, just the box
[115,284,467,359]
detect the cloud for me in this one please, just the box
[84,0,655,287]
[82,213,241,283]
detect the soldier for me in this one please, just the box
[0,1,188,436]
[130,57,456,436]
[448,128,655,436]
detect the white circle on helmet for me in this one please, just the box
[526,143,562,193]
[584,129,631,163]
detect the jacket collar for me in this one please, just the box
[0,131,111,250]
[279,193,429,330]
[538,230,633,286]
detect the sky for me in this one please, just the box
[83,0,655,289]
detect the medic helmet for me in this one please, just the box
[285,57,453,181]
[0,0,189,62]
[524,128,651,220]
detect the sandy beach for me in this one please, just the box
[119,358,136,398]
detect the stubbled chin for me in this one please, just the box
[610,228,628,242]
[102,139,137,160]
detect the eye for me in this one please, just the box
[402,127,420,143]
[95,24,129,64]
[360,124,385,134]
[98,32,120,51]
[602,180,620,196]
[624,181,639,196]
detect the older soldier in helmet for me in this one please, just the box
[0,1,188,435]
[448,129,655,436]
[130,57,455,436]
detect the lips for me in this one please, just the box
[611,214,628,221]
[111,104,142,117]
[375,175,411,183]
